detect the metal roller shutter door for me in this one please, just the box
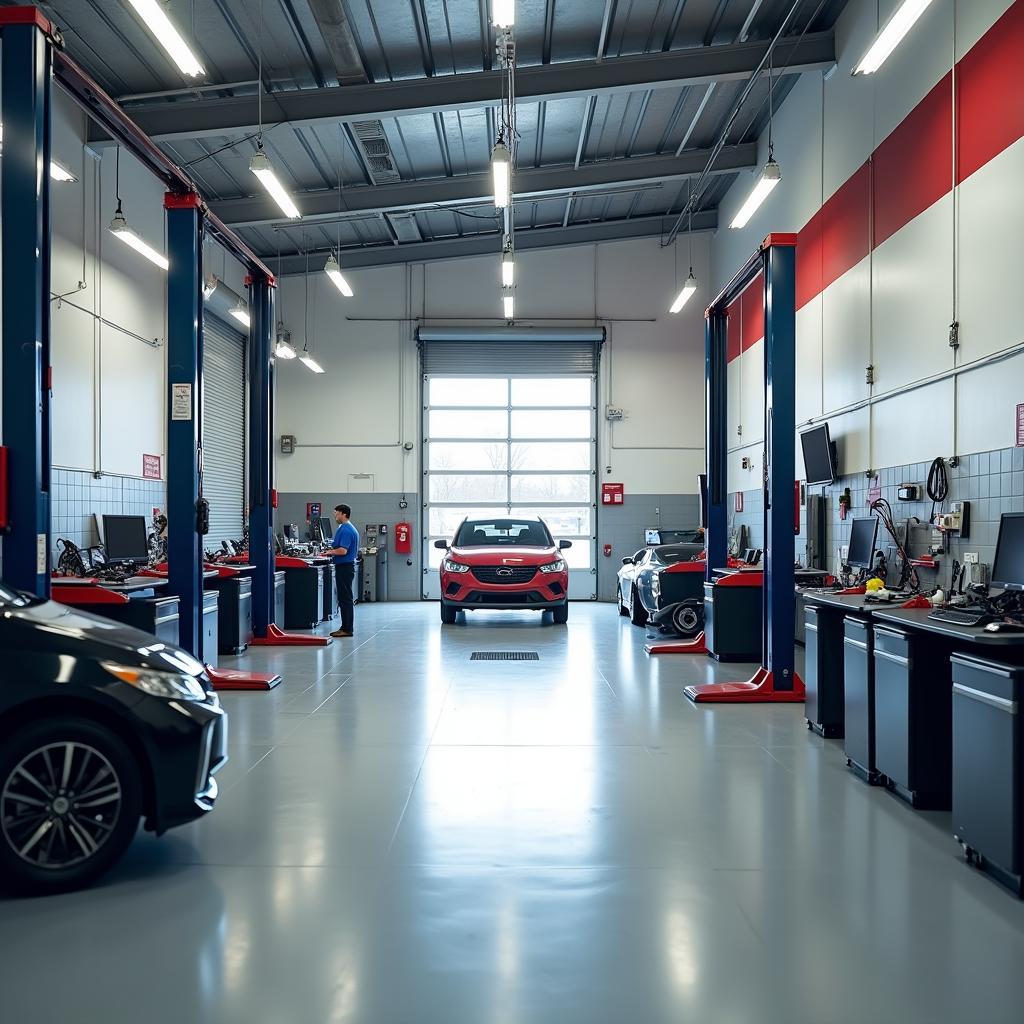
[203,316,245,547]
[419,341,600,376]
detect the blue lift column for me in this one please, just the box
[0,10,53,597]
[247,272,275,637]
[165,192,206,658]
[762,235,800,693]
[704,309,729,580]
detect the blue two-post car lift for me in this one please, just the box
[684,233,805,703]
[0,5,303,686]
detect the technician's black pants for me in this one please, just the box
[335,562,355,633]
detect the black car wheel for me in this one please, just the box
[440,600,458,624]
[551,601,569,624]
[618,585,629,616]
[630,585,648,627]
[0,718,142,895]
[671,599,704,639]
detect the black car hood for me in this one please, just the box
[2,599,207,676]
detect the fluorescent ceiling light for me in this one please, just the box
[501,253,515,288]
[502,290,514,320]
[229,300,251,328]
[203,274,218,299]
[669,271,698,314]
[250,150,301,220]
[300,352,325,373]
[730,159,781,230]
[0,125,78,182]
[855,0,934,75]
[109,210,168,270]
[125,0,205,78]
[324,254,354,297]
[493,0,515,28]
[491,141,511,209]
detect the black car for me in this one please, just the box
[0,583,227,894]
[617,543,703,626]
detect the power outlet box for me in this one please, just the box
[963,552,979,564]
[839,544,849,562]
[898,484,921,501]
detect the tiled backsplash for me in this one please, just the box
[51,468,166,563]
[730,445,1024,589]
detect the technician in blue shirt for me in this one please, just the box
[323,503,359,638]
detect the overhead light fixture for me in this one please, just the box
[250,149,301,220]
[669,271,698,314]
[300,351,325,374]
[324,254,354,297]
[275,324,296,360]
[203,274,218,299]
[0,126,78,182]
[854,0,934,75]
[229,299,251,328]
[493,0,515,28]
[125,0,205,78]
[501,251,515,288]
[730,159,781,229]
[502,289,514,320]
[109,205,168,270]
[491,140,511,209]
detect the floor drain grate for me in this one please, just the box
[470,651,540,661]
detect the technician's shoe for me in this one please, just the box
[330,629,353,638]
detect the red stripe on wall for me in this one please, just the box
[726,0,1024,363]
[956,0,1024,184]
[726,298,742,362]
[872,72,952,248]
[740,280,764,352]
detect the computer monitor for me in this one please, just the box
[319,516,333,543]
[101,515,149,564]
[847,516,878,570]
[992,513,1024,592]
[800,423,837,486]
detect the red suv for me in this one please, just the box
[435,516,571,624]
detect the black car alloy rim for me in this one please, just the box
[1,743,122,870]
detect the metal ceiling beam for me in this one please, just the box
[89,32,835,144]
[210,143,756,227]
[274,209,717,274]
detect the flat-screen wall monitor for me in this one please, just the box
[102,515,149,564]
[847,516,878,569]
[800,423,837,486]
[645,529,661,545]
[698,473,708,528]
[992,513,1024,591]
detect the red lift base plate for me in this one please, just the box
[684,666,805,704]
[645,632,707,655]
[250,624,331,647]
[207,667,282,691]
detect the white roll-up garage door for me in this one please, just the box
[203,316,246,547]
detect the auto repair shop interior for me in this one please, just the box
[2,1,1024,1022]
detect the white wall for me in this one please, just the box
[274,232,712,496]
[714,0,1023,490]
[45,87,247,481]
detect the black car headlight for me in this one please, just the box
[539,559,566,574]
[103,662,208,702]
[443,559,470,573]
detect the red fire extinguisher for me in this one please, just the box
[394,521,413,555]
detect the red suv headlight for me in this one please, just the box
[443,559,470,573]
[538,559,566,574]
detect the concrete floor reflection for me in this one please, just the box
[2,602,1024,1024]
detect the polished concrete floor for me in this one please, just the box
[3,602,1024,1023]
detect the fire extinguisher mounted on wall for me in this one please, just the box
[394,521,413,555]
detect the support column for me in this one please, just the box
[704,309,728,580]
[762,237,798,687]
[248,272,275,636]
[0,15,52,597]
[165,193,205,657]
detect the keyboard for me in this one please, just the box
[927,608,993,627]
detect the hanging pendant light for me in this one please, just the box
[229,299,251,328]
[491,140,511,209]
[324,254,353,297]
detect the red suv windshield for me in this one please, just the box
[455,519,553,547]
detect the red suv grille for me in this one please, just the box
[471,566,538,585]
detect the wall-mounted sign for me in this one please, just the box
[1017,403,1024,447]
[142,454,161,480]
[171,383,192,421]
[601,483,624,505]
[734,491,744,513]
